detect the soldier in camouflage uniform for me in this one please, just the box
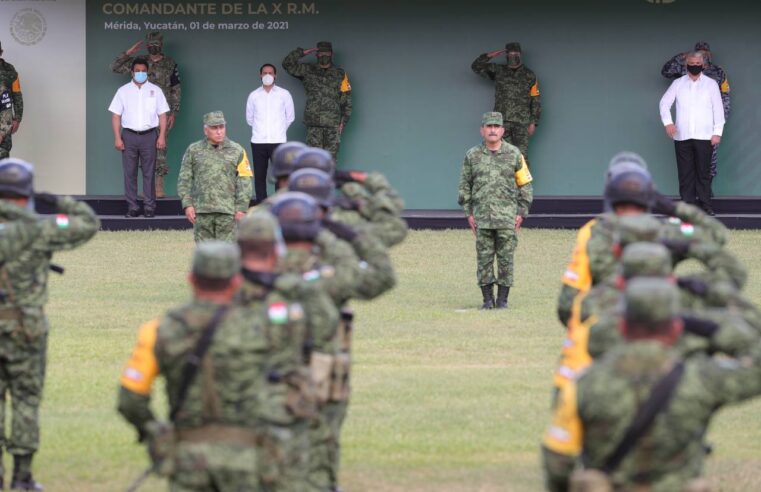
[458,112,533,310]
[235,211,338,491]
[661,41,730,184]
[178,111,253,242]
[0,42,23,160]
[472,42,541,166]
[0,159,99,490]
[283,42,352,161]
[119,242,269,491]
[111,31,182,197]
[542,278,761,492]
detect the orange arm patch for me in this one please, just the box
[515,155,533,186]
[120,319,160,395]
[530,82,540,97]
[11,77,21,93]
[543,381,583,456]
[340,73,351,93]
[237,152,253,177]
[561,220,596,291]
[720,78,730,94]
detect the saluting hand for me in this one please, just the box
[487,49,506,59]
[303,48,318,55]
[126,40,143,56]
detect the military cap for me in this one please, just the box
[288,168,335,207]
[482,112,503,126]
[0,158,34,198]
[146,31,163,46]
[203,111,226,126]
[625,278,679,326]
[621,242,672,279]
[192,241,241,280]
[694,41,711,52]
[237,210,282,243]
[292,148,335,176]
[505,42,522,53]
[317,41,333,52]
[272,142,308,179]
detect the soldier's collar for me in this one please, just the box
[481,142,508,154]
[204,138,229,149]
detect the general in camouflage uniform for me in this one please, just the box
[458,112,533,310]
[0,159,99,490]
[111,31,182,197]
[0,42,23,160]
[178,111,253,242]
[472,42,541,166]
[119,242,268,491]
[542,278,761,492]
[661,41,730,181]
[282,42,352,161]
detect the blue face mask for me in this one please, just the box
[133,71,148,84]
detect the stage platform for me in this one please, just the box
[43,196,761,231]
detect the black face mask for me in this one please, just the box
[318,54,332,66]
[507,53,522,68]
[686,64,703,75]
[147,45,161,55]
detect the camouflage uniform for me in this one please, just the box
[282,44,352,161]
[119,243,271,491]
[0,201,44,262]
[111,32,181,181]
[543,279,761,492]
[471,43,541,165]
[661,44,730,179]
[0,194,98,483]
[458,117,534,288]
[0,50,23,160]
[178,112,253,242]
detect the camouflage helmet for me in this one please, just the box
[606,151,649,180]
[0,158,34,197]
[272,142,308,179]
[620,242,672,280]
[292,147,335,176]
[625,277,679,326]
[288,168,335,208]
[270,191,322,241]
[192,241,241,280]
[604,165,654,211]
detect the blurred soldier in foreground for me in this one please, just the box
[542,278,761,492]
[0,41,23,160]
[118,242,264,491]
[178,111,253,242]
[111,31,182,197]
[458,111,533,309]
[0,158,99,490]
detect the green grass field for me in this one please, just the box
[25,229,761,491]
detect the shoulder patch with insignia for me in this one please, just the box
[268,302,289,324]
[289,303,304,321]
[55,214,70,229]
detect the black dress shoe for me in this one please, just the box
[144,210,155,218]
[125,209,139,218]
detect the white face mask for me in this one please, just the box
[262,74,275,86]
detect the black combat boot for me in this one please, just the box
[495,286,510,309]
[480,284,495,310]
[11,455,43,491]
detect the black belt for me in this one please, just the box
[124,127,157,135]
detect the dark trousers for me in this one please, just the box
[122,129,157,213]
[250,142,280,204]
[675,139,712,206]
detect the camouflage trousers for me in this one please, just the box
[306,126,341,161]
[309,401,347,490]
[170,441,262,492]
[710,143,719,179]
[194,213,236,243]
[262,419,317,492]
[476,228,517,287]
[0,133,10,159]
[503,121,530,166]
[0,110,12,159]
[155,123,173,177]
[0,309,49,462]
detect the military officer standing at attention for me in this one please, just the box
[283,42,352,161]
[0,41,23,160]
[458,112,533,310]
[177,111,253,242]
[472,42,541,166]
[111,31,182,198]
[0,158,99,490]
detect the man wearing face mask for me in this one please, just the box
[177,111,253,242]
[283,41,352,161]
[111,31,182,198]
[472,42,541,167]
[0,41,23,160]
[661,41,730,190]
[245,63,295,204]
[108,58,169,218]
[660,51,725,216]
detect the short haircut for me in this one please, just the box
[192,274,233,292]
[686,51,705,63]
[260,63,277,75]
[131,57,149,71]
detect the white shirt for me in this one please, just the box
[659,73,725,141]
[245,85,295,144]
[108,80,170,131]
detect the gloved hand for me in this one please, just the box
[677,277,709,297]
[34,192,59,210]
[335,170,368,185]
[332,194,361,211]
[145,420,175,476]
[652,191,677,216]
[681,315,719,338]
[321,218,358,242]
